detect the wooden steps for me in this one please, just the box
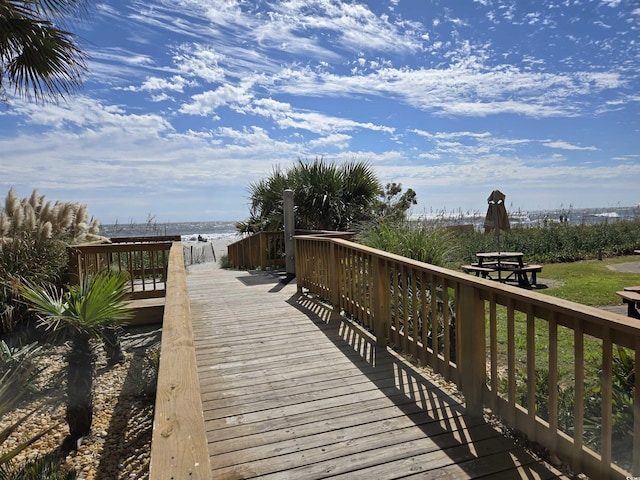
[124,297,164,325]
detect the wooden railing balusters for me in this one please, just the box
[429,275,438,373]
[418,270,428,366]
[507,299,516,426]
[442,279,451,373]
[526,304,536,441]
[293,235,638,479]
[601,327,613,477]
[573,320,585,474]
[488,293,498,413]
[548,311,559,457]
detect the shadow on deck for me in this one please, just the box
[187,265,568,479]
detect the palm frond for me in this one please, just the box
[1,0,87,102]
[12,279,66,321]
[14,271,132,339]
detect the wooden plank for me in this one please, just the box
[187,264,571,479]
[148,243,211,480]
[617,290,640,302]
[204,389,452,442]
[212,420,503,478]
[209,401,483,457]
[251,435,537,479]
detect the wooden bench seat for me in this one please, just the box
[463,264,543,287]
[616,290,640,319]
[474,261,521,269]
[508,264,543,288]
[516,264,543,273]
[498,261,522,267]
[461,265,495,278]
[623,285,640,293]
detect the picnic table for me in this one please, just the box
[616,285,640,319]
[462,251,542,288]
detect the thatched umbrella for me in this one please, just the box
[483,189,510,252]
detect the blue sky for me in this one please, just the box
[1,0,639,224]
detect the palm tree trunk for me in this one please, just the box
[103,326,125,366]
[64,333,95,449]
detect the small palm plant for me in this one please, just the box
[14,271,132,451]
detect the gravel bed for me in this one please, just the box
[1,326,161,479]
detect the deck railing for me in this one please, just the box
[227,231,285,269]
[67,236,179,298]
[68,239,210,477]
[227,230,354,269]
[149,242,211,479]
[295,234,640,479]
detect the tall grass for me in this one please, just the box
[356,219,458,268]
[454,219,640,264]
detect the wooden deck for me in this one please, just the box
[187,263,569,479]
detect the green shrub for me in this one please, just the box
[219,254,231,269]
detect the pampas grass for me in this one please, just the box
[0,188,105,244]
[0,188,108,333]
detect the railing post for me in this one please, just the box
[283,189,296,276]
[294,237,303,295]
[328,241,341,319]
[458,282,486,416]
[258,232,265,268]
[67,246,80,286]
[372,256,389,347]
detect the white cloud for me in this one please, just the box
[308,133,352,150]
[543,141,598,151]
[179,84,254,115]
[3,0,639,221]
[262,62,624,118]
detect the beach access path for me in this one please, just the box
[185,262,570,479]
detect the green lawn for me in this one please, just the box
[536,255,640,305]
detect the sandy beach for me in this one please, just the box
[182,238,234,267]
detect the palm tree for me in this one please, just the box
[239,166,290,233]
[242,157,382,232]
[0,0,87,102]
[15,271,132,451]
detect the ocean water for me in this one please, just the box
[99,206,639,240]
[416,205,640,229]
[99,220,240,243]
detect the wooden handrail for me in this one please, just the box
[294,234,640,479]
[226,230,354,270]
[227,231,285,269]
[149,242,211,479]
[67,239,173,299]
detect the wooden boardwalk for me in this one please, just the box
[187,264,569,479]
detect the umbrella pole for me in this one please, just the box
[494,205,500,253]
